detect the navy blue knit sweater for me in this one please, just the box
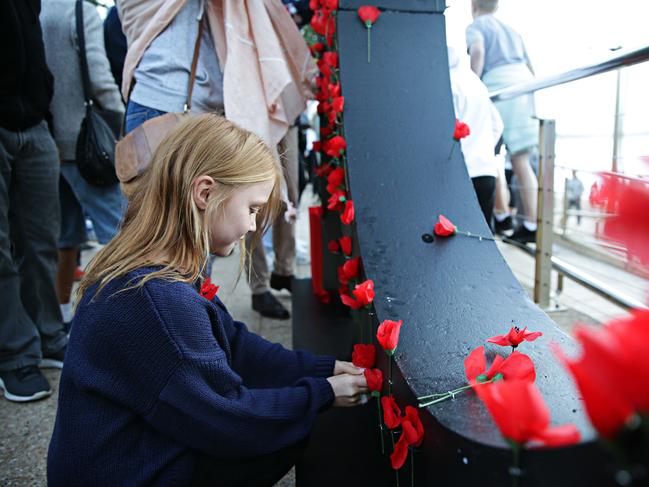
[47,268,335,485]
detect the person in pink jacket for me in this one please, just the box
[117,0,316,318]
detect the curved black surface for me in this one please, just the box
[333,3,614,485]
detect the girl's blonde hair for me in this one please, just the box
[77,114,282,301]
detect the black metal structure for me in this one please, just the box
[294,2,619,485]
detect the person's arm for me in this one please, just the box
[227,316,336,387]
[145,356,334,457]
[469,40,485,78]
[522,40,535,76]
[75,2,124,114]
[490,101,504,143]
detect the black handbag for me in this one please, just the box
[74,0,120,187]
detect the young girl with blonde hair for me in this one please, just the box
[47,114,368,486]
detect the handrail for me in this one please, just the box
[503,238,649,311]
[490,45,649,101]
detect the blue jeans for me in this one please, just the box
[58,163,126,248]
[0,121,67,370]
[124,100,167,134]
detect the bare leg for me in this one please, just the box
[56,247,77,304]
[494,168,510,215]
[510,151,537,224]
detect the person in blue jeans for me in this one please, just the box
[0,0,68,403]
[40,0,126,326]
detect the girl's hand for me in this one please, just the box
[333,360,364,376]
[326,374,369,407]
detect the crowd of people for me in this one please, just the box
[1,0,549,484]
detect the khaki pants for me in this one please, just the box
[246,126,298,295]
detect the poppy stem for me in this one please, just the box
[388,356,393,397]
[367,25,371,63]
[448,141,457,160]
[410,447,415,487]
[377,397,385,455]
[392,431,399,487]
[417,380,494,407]
[511,444,521,487]
[455,230,495,241]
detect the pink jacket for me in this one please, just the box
[118,0,317,148]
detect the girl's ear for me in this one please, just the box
[192,175,215,211]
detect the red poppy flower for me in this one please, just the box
[315,288,331,304]
[433,214,456,236]
[324,135,346,158]
[339,284,349,296]
[464,346,536,384]
[605,310,649,411]
[321,0,338,9]
[200,278,219,301]
[341,279,374,308]
[487,326,543,349]
[309,42,324,56]
[314,162,332,178]
[381,395,402,429]
[341,199,354,225]
[327,110,338,127]
[327,189,346,211]
[390,429,410,470]
[403,406,424,447]
[389,407,424,470]
[600,175,649,266]
[553,312,649,437]
[326,167,345,194]
[352,343,376,369]
[377,319,403,355]
[453,119,471,140]
[322,51,339,69]
[340,293,362,309]
[357,5,380,26]
[309,0,320,10]
[339,236,353,256]
[328,239,340,254]
[342,257,360,280]
[352,279,374,306]
[312,141,322,154]
[331,96,344,113]
[320,126,333,138]
[357,6,381,63]
[317,58,332,79]
[476,380,581,447]
[310,9,335,38]
[364,368,383,395]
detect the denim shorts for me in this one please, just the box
[58,163,125,248]
[124,99,168,134]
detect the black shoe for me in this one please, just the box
[252,292,290,320]
[270,273,293,293]
[494,216,514,237]
[41,345,66,370]
[0,366,52,402]
[510,225,537,244]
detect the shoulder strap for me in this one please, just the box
[184,14,205,113]
[75,0,92,105]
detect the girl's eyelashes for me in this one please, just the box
[249,207,261,215]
